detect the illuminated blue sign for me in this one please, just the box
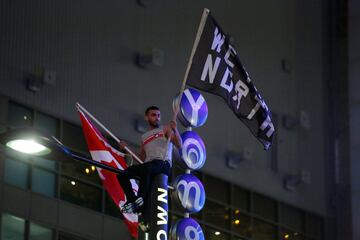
[170,218,204,240]
[180,131,206,170]
[174,88,208,128]
[173,174,205,213]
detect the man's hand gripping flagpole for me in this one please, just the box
[75,102,143,164]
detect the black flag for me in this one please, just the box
[186,13,275,150]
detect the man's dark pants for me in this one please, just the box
[117,159,170,205]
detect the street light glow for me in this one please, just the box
[6,139,51,155]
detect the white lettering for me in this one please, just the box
[156,230,167,240]
[157,188,167,203]
[220,68,233,93]
[247,95,269,120]
[224,45,237,68]
[201,54,221,84]
[211,27,225,53]
[184,89,205,125]
[232,80,249,109]
[156,206,167,225]
[247,102,260,120]
[260,115,275,138]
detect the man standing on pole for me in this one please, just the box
[117,106,182,215]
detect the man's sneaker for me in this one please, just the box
[135,197,144,207]
[133,197,144,213]
[121,201,135,214]
[138,221,149,232]
[121,197,144,214]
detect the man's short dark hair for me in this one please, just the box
[145,106,160,115]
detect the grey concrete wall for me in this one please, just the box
[348,0,360,239]
[0,0,327,215]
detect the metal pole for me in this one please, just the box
[147,174,169,240]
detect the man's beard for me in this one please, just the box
[149,121,160,128]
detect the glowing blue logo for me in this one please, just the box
[173,174,205,213]
[180,131,206,170]
[170,218,204,240]
[173,89,208,128]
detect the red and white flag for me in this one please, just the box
[78,109,138,238]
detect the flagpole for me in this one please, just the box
[172,8,210,122]
[164,8,209,159]
[75,102,143,164]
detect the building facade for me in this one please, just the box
[0,0,356,239]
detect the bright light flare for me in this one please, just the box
[6,139,51,155]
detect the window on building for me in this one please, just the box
[231,236,248,240]
[62,121,88,153]
[31,157,57,197]
[305,213,323,239]
[253,193,277,221]
[7,101,33,129]
[58,232,89,240]
[232,185,250,211]
[60,159,101,185]
[34,111,59,138]
[32,157,57,170]
[29,222,53,240]
[279,203,304,232]
[231,210,251,238]
[4,158,29,189]
[1,214,25,240]
[203,200,231,230]
[59,176,102,211]
[104,193,123,219]
[203,225,231,240]
[252,219,277,240]
[204,174,230,204]
[31,167,56,197]
[190,210,202,221]
[280,228,305,240]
